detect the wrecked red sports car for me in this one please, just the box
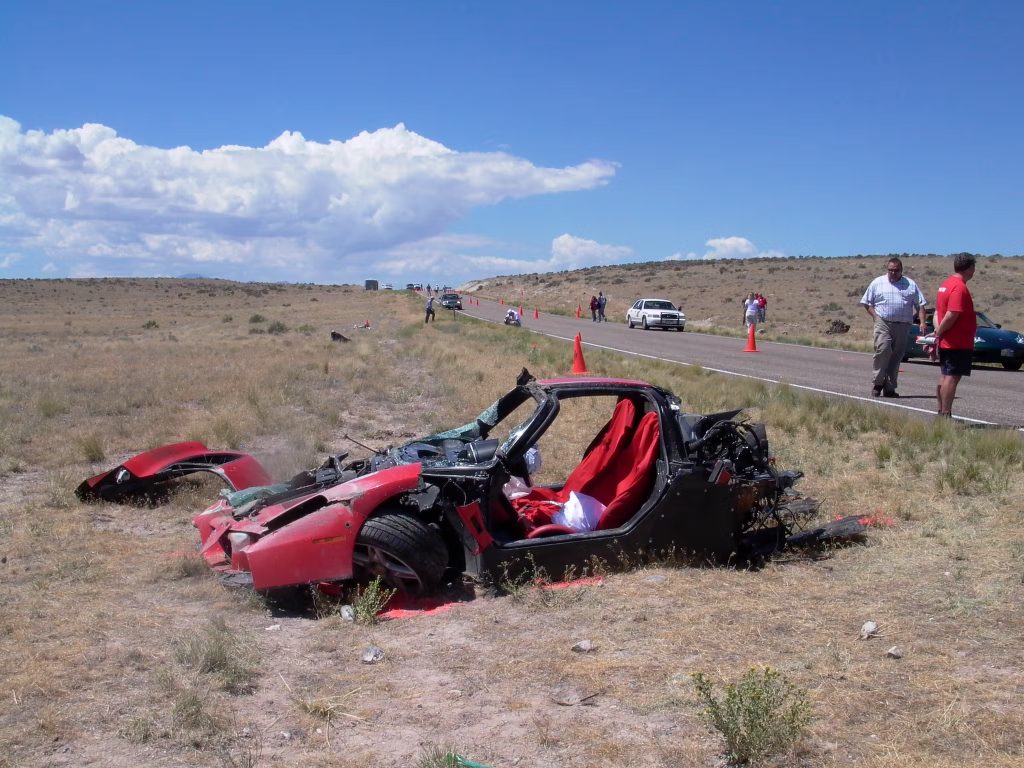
[194,369,821,595]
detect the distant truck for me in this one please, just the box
[364,279,379,291]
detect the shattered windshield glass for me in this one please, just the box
[424,385,540,443]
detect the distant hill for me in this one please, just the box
[465,254,1024,341]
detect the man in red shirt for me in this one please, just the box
[933,253,977,417]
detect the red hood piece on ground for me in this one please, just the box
[76,441,271,503]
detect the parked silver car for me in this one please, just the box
[439,292,463,310]
[626,299,686,331]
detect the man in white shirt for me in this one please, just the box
[859,257,928,397]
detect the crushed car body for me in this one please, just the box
[77,441,271,503]
[192,369,834,595]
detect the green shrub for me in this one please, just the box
[692,666,811,765]
[267,320,288,335]
[416,745,465,768]
[248,314,265,323]
[212,417,244,449]
[36,394,69,419]
[167,553,209,580]
[174,617,256,694]
[352,576,397,624]
[77,433,105,462]
[119,714,156,744]
[142,319,159,329]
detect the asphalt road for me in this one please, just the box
[458,299,1024,431]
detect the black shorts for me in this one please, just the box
[939,348,973,377]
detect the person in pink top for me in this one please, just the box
[933,253,977,417]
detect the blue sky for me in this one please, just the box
[1,1,1021,285]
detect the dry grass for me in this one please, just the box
[0,276,1022,767]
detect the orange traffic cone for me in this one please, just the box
[500,298,504,305]
[519,305,524,317]
[533,308,539,320]
[571,333,589,374]
[744,323,758,352]
[576,305,581,319]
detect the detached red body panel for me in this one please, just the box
[77,441,271,502]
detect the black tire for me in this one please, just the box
[642,316,649,330]
[1002,360,1023,371]
[353,512,448,595]
[627,317,634,328]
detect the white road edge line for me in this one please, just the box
[467,309,1022,432]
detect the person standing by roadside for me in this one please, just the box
[424,295,435,323]
[597,292,607,322]
[859,257,928,397]
[933,253,977,417]
[757,293,767,324]
[743,292,759,328]
[589,295,599,322]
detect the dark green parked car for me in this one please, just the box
[904,310,1024,371]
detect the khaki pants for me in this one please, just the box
[872,317,911,391]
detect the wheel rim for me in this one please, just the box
[352,544,425,593]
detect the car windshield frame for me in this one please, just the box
[644,300,675,311]
[975,311,998,329]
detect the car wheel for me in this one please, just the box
[1001,360,1023,371]
[627,317,634,328]
[353,511,448,595]
[642,316,649,330]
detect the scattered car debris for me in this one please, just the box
[361,645,385,664]
[552,688,603,707]
[784,512,885,548]
[330,330,350,342]
[859,620,880,640]
[77,441,271,503]
[571,640,595,653]
[824,319,851,335]
[191,368,861,600]
[886,646,904,659]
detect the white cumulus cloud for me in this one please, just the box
[550,234,634,269]
[371,232,635,284]
[0,116,616,281]
[667,236,785,261]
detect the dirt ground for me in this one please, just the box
[2,276,1023,768]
